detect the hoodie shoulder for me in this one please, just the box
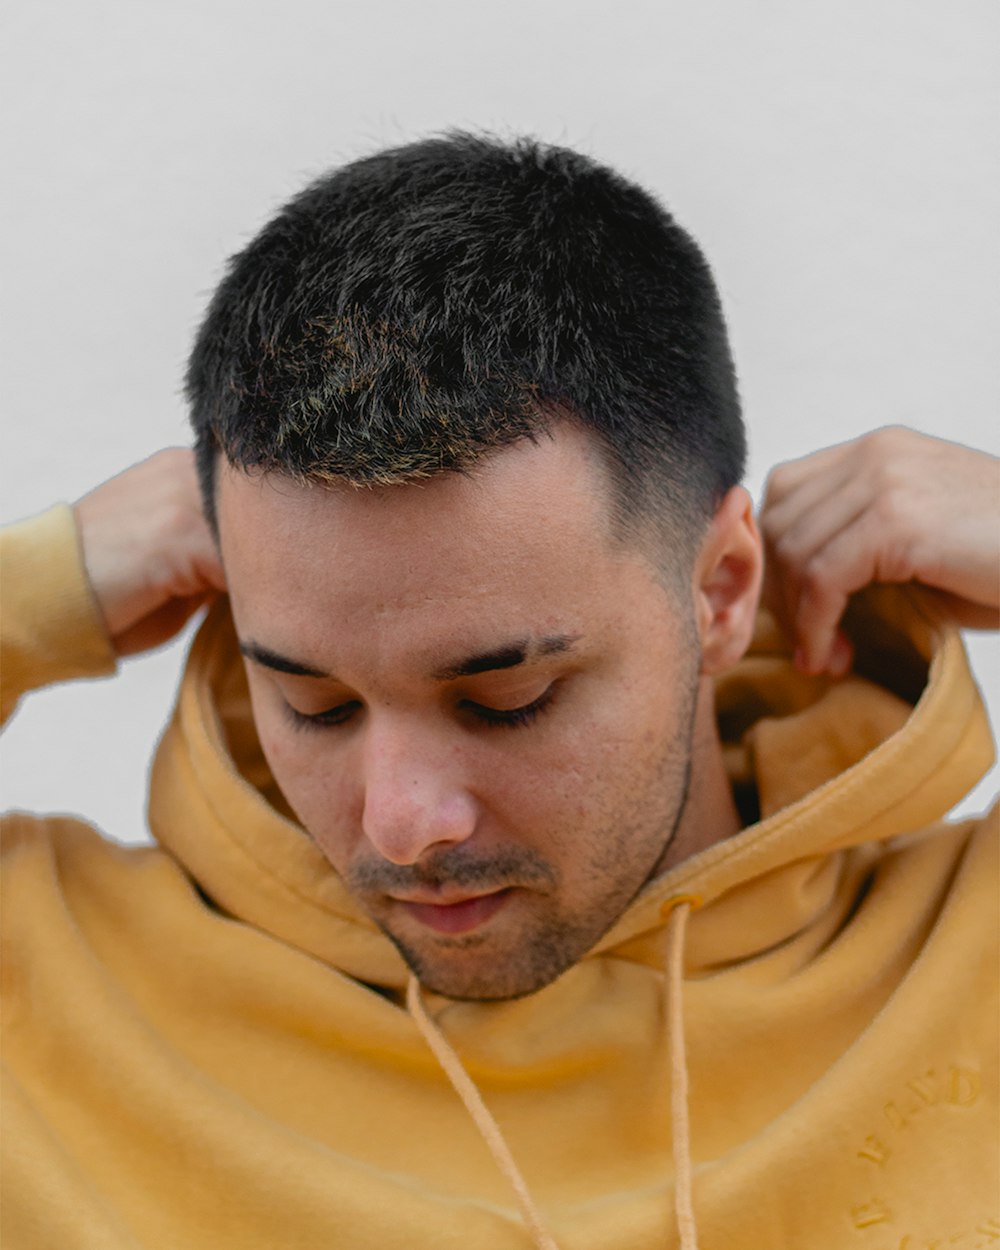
[1,812,208,1025]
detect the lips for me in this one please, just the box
[393,888,514,935]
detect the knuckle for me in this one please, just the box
[871,483,919,539]
[865,425,904,450]
[769,529,803,569]
[758,510,782,543]
[160,499,193,537]
[860,425,908,470]
[763,465,791,503]
[800,552,834,599]
[858,429,887,467]
[872,487,901,525]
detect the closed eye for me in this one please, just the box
[285,686,558,731]
[284,700,362,730]
[460,685,557,728]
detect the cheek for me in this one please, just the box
[492,718,634,844]
[492,679,678,828]
[553,686,689,832]
[247,691,360,844]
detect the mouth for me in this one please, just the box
[391,887,516,935]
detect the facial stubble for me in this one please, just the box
[355,668,700,1002]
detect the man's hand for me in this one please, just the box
[73,449,226,657]
[760,427,1000,675]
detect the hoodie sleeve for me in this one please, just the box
[1,505,117,726]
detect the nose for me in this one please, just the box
[360,716,477,865]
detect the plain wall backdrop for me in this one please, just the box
[2,0,997,843]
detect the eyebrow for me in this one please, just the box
[431,634,578,681]
[239,642,329,678]
[239,633,579,682]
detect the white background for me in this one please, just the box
[2,0,997,843]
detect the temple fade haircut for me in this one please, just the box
[186,133,745,552]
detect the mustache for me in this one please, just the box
[349,846,557,895]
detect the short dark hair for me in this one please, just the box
[186,133,745,545]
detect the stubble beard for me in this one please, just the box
[358,689,699,1002]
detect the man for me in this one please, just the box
[2,135,996,1249]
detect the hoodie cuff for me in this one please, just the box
[1,504,117,718]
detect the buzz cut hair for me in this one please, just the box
[186,132,745,550]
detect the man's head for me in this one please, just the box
[188,134,761,999]
[187,133,745,551]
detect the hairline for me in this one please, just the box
[206,416,708,593]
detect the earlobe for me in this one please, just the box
[694,486,764,675]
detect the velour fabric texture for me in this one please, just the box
[2,505,997,1249]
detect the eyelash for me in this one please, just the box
[284,686,557,732]
[284,702,361,731]
[461,686,556,729]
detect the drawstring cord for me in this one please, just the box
[661,894,702,1250]
[406,976,562,1250]
[406,893,702,1250]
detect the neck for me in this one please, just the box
[656,678,742,875]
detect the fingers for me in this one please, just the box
[74,447,225,655]
[786,516,882,674]
[761,438,854,510]
[760,426,999,673]
[761,456,866,674]
[761,470,869,662]
[760,429,917,675]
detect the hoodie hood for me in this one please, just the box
[147,583,994,989]
[6,503,996,1250]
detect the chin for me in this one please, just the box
[388,932,576,1002]
[413,969,564,1003]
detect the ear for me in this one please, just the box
[692,486,763,676]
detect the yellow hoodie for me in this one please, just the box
[2,504,997,1250]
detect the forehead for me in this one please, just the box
[215,425,662,668]
[217,425,616,580]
